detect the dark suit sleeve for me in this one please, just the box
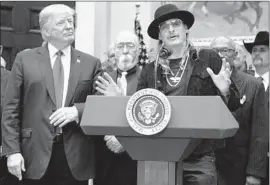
[136,65,148,91]
[208,50,240,112]
[1,54,24,156]
[246,83,269,179]
[74,58,103,121]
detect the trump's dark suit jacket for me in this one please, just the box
[215,70,268,185]
[1,45,102,180]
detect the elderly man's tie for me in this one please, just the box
[120,72,127,95]
[53,50,64,134]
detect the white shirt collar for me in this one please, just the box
[48,42,71,58]
[262,71,269,86]
[255,71,269,90]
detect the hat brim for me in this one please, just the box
[147,11,195,40]
[243,41,254,54]
[243,40,269,54]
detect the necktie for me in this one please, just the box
[120,72,127,95]
[53,50,64,134]
[258,76,264,82]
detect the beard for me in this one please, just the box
[117,54,135,71]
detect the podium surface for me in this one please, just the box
[81,95,239,185]
[81,96,238,139]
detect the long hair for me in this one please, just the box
[158,33,194,73]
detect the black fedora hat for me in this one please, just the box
[147,4,195,40]
[243,31,269,53]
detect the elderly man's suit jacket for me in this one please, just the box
[137,48,241,155]
[95,66,141,185]
[215,70,268,185]
[1,46,102,180]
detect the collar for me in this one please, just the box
[48,42,71,58]
[255,71,269,82]
[262,71,269,85]
[117,65,138,76]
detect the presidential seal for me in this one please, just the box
[126,88,171,135]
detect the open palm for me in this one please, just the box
[206,58,232,96]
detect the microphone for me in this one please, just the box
[154,44,172,89]
[159,47,172,59]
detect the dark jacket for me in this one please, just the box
[0,67,11,182]
[137,48,241,155]
[246,81,269,179]
[1,46,102,180]
[215,70,268,185]
[1,66,10,146]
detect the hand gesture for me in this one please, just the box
[49,106,79,127]
[7,153,25,180]
[206,58,232,96]
[245,176,261,185]
[104,135,124,154]
[95,72,123,96]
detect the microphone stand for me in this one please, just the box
[154,43,164,89]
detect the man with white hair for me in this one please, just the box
[95,30,141,185]
[1,4,102,185]
[210,36,268,185]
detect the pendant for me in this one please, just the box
[170,76,181,83]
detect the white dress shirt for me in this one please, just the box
[118,72,128,95]
[48,43,71,107]
[255,71,269,91]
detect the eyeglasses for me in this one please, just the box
[213,48,235,55]
[159,19,183,32]
[115,42,136,51]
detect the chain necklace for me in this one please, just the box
[165,54,189,87]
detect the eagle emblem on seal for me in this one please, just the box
[138,99,160,125]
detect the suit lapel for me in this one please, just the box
[37,46,56,106]
[230,69,244,94]
[64,47,81,106]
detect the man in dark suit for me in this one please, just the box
[210,36,268,185]
[1,4,102,185]
[244,31,269,185]
[95,30,142,185]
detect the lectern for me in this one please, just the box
[81,95,239,185]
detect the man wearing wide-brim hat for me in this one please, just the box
[243,31,269,91]
[95,4,241,185]
[244,31,269,185]
[139,4,241,185]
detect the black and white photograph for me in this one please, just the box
[0,1,269,185]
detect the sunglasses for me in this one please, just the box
[159,19,183,31]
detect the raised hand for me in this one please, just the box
[206,58,232,96]
[95,72,123,96]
